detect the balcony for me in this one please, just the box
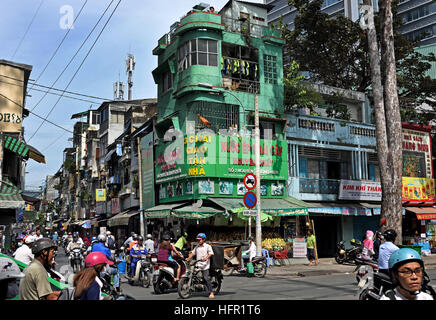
[221,16,283,43]
[286,114,377,147]
[299,178,340,194]
[175,11,225,36]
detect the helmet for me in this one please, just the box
[98,234,106,242]
[106,231,111,235]
[24,235,35,244]
[85,252,114,267]
[389,248,424,271]
[383,229,397,242]
[32,238,57,255]
[132,234,138,240]
[146,234,152,239]
[366,230,374,238]
[162,234,171,241]
[196,233,206,240]
[183,232,188,237]
[16,234,25,241]
[137,235,144,241]
[247,236,254,241]
[0,257,25,280]
[68,232,72,235]
[91,236,98,243]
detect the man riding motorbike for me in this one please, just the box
[129,236,149,278]
[380,248,434,300]
[378,229,399,275]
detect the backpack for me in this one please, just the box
[57,287,76,300]
[107,236,116,249]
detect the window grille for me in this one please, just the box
[187,101,239,131]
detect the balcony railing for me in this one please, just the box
[221,16,282,40]
[299,178,340,194]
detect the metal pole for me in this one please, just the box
[137,136,145,238]
[254,95,262,255]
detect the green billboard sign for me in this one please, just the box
[140,132,155,210]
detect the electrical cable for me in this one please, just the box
[30,0,115,112]
[26,0,122,143]
[10,0,45,60]
[29,0,88,91]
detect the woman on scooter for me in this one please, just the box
[361,230,375,260]
[157,234,182,282]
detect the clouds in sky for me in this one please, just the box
[0,0,263,187]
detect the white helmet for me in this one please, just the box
[24,235,35,244]
[0,257,24,280]
[106,231,111,235]
[146,234,152,239]
[98,234,107,242]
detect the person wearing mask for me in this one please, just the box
[73,251,114,300]
[129,236,149,278]
[380,248,435,300]
[14,234,25,250]
[240,236,256,271]
[378,229,399,275]
[91,234,120,293]
[0,257,25,300]
[66,233,85,260]
[13,235,35,265]
[186,233,215,299]
[144,234,155,254]
[19,238,60,300]
[361,230,375,260]
[157,234,182,282]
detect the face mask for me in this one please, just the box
[6,281,19,299]
[17,243,22,247]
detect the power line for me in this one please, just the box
[29,0,88,91]
[30,0,115,112]
[0,92,74,134]
[27,0,122,143]
[10,0,45,60]
[0,79,101,104]
[0,74,110,101]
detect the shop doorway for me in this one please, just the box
[310,215,341,258]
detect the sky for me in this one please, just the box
[0,0,265,188]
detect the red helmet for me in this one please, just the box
[84,252,114,267]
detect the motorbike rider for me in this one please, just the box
[174,232,188,253]
[13,235,35,265]
[240,236,257,271]
[361,230,375,260]
[373,231,383,260]
[129,236,150,278]
[144,234,155,254]
[86,237,99,254]
[19,238,60,300]
[123,232,136,248]
[91,234,120,293]
[157,233,182,282]
[378,229,399,275]
[66,232,85,263]
[0,257,25,300]
[15,234,25,249]
[380,248,434,300]
[186,233,215,299]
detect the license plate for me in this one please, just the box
[151,258,157,263]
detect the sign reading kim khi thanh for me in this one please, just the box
[339,180,382,201]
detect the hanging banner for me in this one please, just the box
[338,180,382,201]
[140,132,155,210]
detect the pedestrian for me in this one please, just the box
[306,229,318,266]
[0,257,25,300]
[186,233,215,299]
[378,229,399,275]
[380,248,435,300]
[361,230,375,260]
[144,234,155,254]
[73,252,114,300]
[18,238,60,300]
[13,235,35,265]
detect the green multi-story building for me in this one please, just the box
[146,1,305,228]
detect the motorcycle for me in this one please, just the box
[69,247,85,273]
[178,260,223,299]
[152,256,186,295]
[222,256,267,278]
[128,254,154,288]
[100,273,135,300]
[335,239,362,264]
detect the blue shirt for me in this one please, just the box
[378,241,399,270]
[130,245,148,263]
[91,242,112,260]
[79,280,100,300]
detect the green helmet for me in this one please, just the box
[388,248,423,271]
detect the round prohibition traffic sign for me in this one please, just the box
[243,191,257,209]
[243,173,257,190]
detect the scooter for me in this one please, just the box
[152,256,187,295]
[335,239,362,264]
[178,260,223,299]
[100,273,135,300]
[69,247,85,273]
[128,254,154,288]
[223,256,267,278]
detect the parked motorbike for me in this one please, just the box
[178,260,223,299]
[69,247,85,273]
[152,256,186,295]
[222,256,267,278]
[335,239,362,264]
[128,254,154,288]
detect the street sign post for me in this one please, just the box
[243,173,257,190]
[243,191,257,209]
[243,210,257,216]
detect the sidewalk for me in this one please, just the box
[266,254,436,277]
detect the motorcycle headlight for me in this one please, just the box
[339,249,346,255]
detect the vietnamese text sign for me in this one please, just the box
[95,189,106,202]
[402,177,435,202]
[338,180,382,201]
[140,132,155,210]
[402,128,432,178]
[293,238,307,258]
[0,64,24,132]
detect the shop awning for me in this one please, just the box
[0,194,25,209]
[261,198,308,216]
[208,198,245,213]
[172,205,224,219]
[405,207,436,220]
[144,202,187,218]
[4,135,46,163]
[27,145,46,164]
[307,202,372,216]
[104,149,116,162]
[107,210,139,227]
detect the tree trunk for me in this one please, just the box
[362,0,403,244]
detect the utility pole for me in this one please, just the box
[254,95,262,255]
[138,136,145,238]
[126,53,135,100]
